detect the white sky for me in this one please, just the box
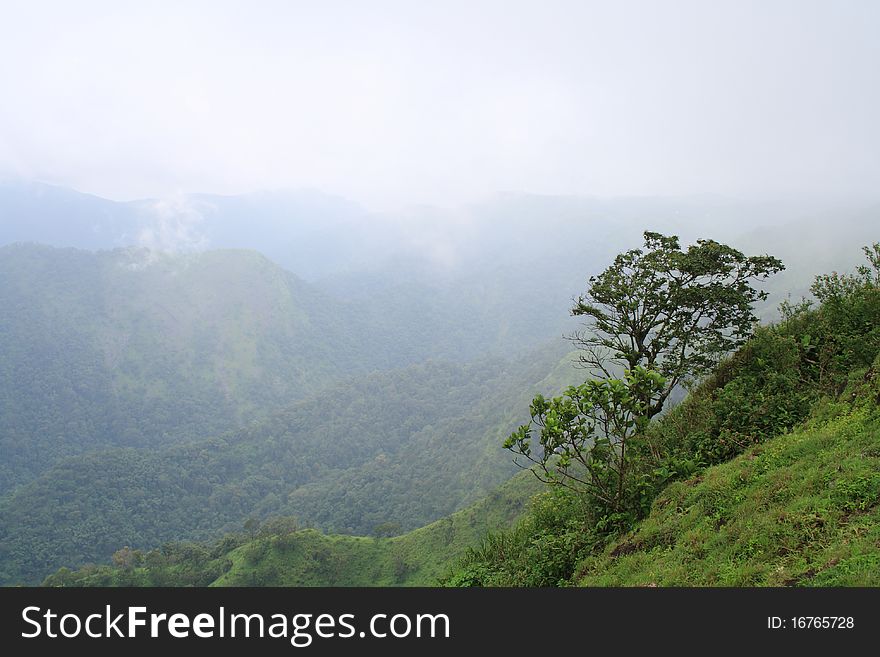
[1,0,878,210]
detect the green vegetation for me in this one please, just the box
[504,367,666,527]
[0,242,587,584]
[43,471,542,587]
[577,406,880,586]
[506,233,785,533]
[444,241,879,587]
[569,231,784,417]
[0,339,577,584]
[0,244,366,493]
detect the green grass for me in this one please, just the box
[576,408,880,586]
[213,471,542,586]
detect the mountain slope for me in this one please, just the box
[0,244,367,492]
[442,243,880,587]
[577,404,880,586]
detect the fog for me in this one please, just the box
[1,0,879,211]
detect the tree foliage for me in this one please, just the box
[505,232,783,530]
[504,367,665,524]
[569,231,784,418]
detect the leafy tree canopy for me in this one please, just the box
[569,231,784,417]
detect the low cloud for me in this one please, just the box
[137,196,210,252]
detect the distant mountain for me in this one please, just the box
[5,181,876,338]
[0,180,393,279]
[0,180,141,250]
[8,180,874,284]
[0,243,376,492]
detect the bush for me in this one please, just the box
[442,487,600,587]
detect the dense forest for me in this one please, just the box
[0,298,580,583]
[0,244,364,491]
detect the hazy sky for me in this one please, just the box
[1,0,878,210]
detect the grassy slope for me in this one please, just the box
[577,407,880,586]
[213,471,543,586]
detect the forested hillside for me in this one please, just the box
[0,339,578,584]
[3,197,877,591]
[0,244,366,492]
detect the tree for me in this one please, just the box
[504,232,783,529]
[111,546,142,571]
[568,231,784,418]
[504,367,665,525]
[806,242,880,379]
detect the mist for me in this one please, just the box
[1,0,879,211]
